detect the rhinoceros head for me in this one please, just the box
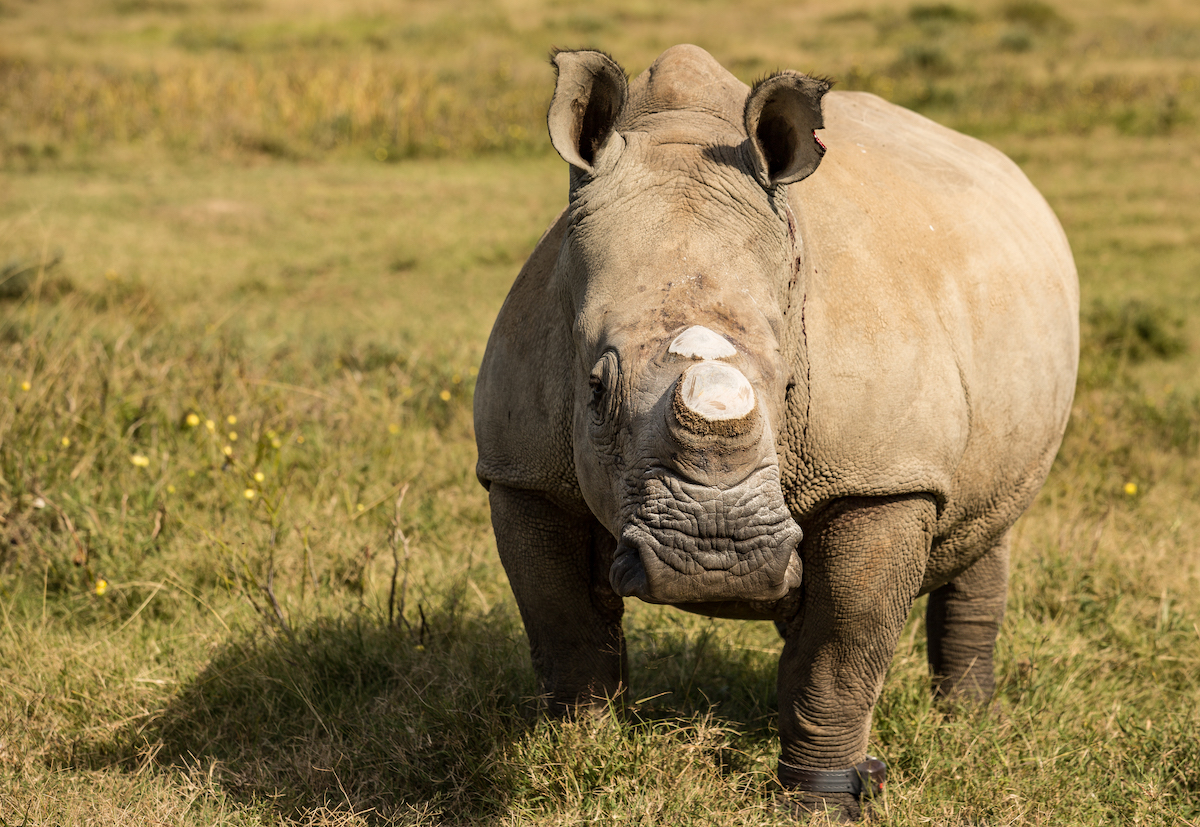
[544,46,830,606]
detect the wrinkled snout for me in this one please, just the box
[609,333,802,605]
[608,463,803,603]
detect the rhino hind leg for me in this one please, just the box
[926,532,1009,703]
[488,484,627,714]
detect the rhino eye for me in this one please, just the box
[588,350,619,426]
[589,376,607,407]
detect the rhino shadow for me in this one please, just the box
[622,613,782,739]
[71,600,530,823]
[75,598,785,823]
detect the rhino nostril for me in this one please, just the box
[610,542,648,598]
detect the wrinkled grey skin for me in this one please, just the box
[474,45,1078,819]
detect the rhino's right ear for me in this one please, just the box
[548,49,628,174]
[744,71,831,188]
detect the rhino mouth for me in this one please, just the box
[609,467,803,604]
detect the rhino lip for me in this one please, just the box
[609,532,803,604]
[608,467,804,603]
[609,542,649,599]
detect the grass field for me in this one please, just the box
[1,0,1198,824]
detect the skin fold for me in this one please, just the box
[474,44,1079,819]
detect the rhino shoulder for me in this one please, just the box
[474,209,583,505]
[784,91,1079,523]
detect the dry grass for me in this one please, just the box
[1,0,1198,164]
[1,0,1199,824]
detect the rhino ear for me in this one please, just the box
[744,71,831,188]
[548,49,628,173]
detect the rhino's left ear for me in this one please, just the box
[744,71,831,189]
[548,49,629,174]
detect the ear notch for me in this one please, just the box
[548,49,629,173]
[743,71,832,188]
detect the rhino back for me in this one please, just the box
[785,91,1078,563]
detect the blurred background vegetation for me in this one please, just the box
[1,0,1198,825]
[2,0,1197,164]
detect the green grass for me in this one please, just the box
[2,0,1199,824]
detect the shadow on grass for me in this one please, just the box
[624,615,782,742]
[76,600,788,824]
[89,601,535,823]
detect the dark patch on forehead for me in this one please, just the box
[639,138,749,183]
[633,140,766,227]
[701,141,750,172]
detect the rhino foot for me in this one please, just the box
[777,756,886,822]
[776,790,862,823]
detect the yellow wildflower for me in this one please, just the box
[388,423,401,435]
[186,413,200,427]
[1124,482,1138,497]
[167,485,176,494]
[61,436,71,447]
[271,437,283,449]
[229,431,238,441]
[222,445,233,456]
[297,435,305,444]
[20,381,31,392]
[205,419,216,431]
[131,454,150,467]
[243,488,256,500]
[439,389,452,402]
[227,415,237,425]
[254,471,265,482]
[94,578,108,596]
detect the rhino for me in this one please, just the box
[474,45,1078,818]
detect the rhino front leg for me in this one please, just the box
[488,483,627,714]
[926,532,1009,702]
[777,495,934,820]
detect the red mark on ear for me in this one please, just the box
[813,131,826,152]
